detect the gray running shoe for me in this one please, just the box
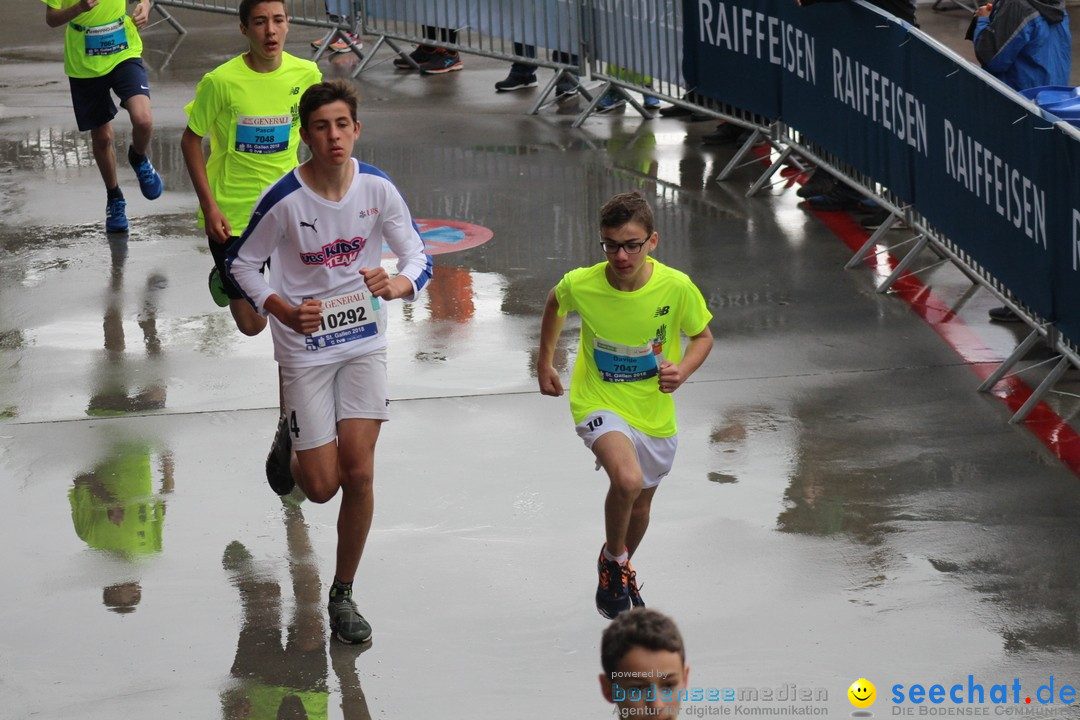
[328,592,373,644]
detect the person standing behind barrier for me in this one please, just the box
[971,0,1070,92]
[42,0,164,234]
[393,25,462,74]
[181,0,321,337]
[537,192,713,619]
[228,80,433,644]
[310,0,362,54]
[971,0,1070,322]
[795,0,916,217]
[494,43,580,98]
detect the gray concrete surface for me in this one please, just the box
[4,4,1080,720]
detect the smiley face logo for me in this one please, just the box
[848,678,876,708]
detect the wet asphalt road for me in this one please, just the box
[5,5,1080,719]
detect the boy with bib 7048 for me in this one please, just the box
[537,192,713,619]
[227,80,432,644]
[43,0,164,233]
[181,0,321,337]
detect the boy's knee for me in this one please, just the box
[341,466,374,494]
[91,125,113,148]
[609,471,644,497]
[303,480,339,504]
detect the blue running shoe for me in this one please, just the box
[106,197,128,233]
[131,155,163,200]
[642,96,661,110]
[596,91,626,113]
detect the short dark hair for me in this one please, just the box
[601,608,686,678]
[239,0,286,27]
[299,79,359,128]
[600,191,655,237]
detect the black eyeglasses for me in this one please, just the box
[599,239,647,255]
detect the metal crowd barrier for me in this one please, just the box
[357,0,588,112]
[149,0,365,60]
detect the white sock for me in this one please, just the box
[603,546,628,565]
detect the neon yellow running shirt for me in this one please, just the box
[68,443,164,556]
[555,257,712,437]
[43,0,144,79]
[185,53,321,235]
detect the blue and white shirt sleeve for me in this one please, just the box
[377,181,433,303]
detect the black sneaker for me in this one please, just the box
[806,183,865,212]
[555,78,579,98]
[328,586,373,644]
[860,209,906,230]
[495,72,537,91]
[420,49,462,74]
[393,45,433,70]
[796,168,837,199]
[595,548,633,619]
[659,104,692,118]
[265,414,294,495]
[988,306,1022,323]
[701,123,746,146]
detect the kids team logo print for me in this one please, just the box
[300,237,367,267]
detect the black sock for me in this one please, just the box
[330,578,353,600]
[107,186,124,201]
[127,145,146,168]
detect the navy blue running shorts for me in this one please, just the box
[68,58,150,132]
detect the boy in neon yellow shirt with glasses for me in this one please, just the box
[43,0,163,233]
[538,191,713,619]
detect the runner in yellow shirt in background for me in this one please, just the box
[43,0,163,233]
[181,0,321,337]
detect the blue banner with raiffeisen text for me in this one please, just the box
[682,0,1075,339]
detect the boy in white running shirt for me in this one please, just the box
[227,79,433,644]
[538,192,713,620]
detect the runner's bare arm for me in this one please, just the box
[130,0,151,29]
[264,295,323,335]
[359,267,413,301]
[181,127,232,243]
[537,289,566,397]
[45,0,98,27]
[658,326,713,394]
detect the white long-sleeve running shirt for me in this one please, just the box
[227,158,433,368]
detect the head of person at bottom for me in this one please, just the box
[599,191,659,289]
[600,608,690,718]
